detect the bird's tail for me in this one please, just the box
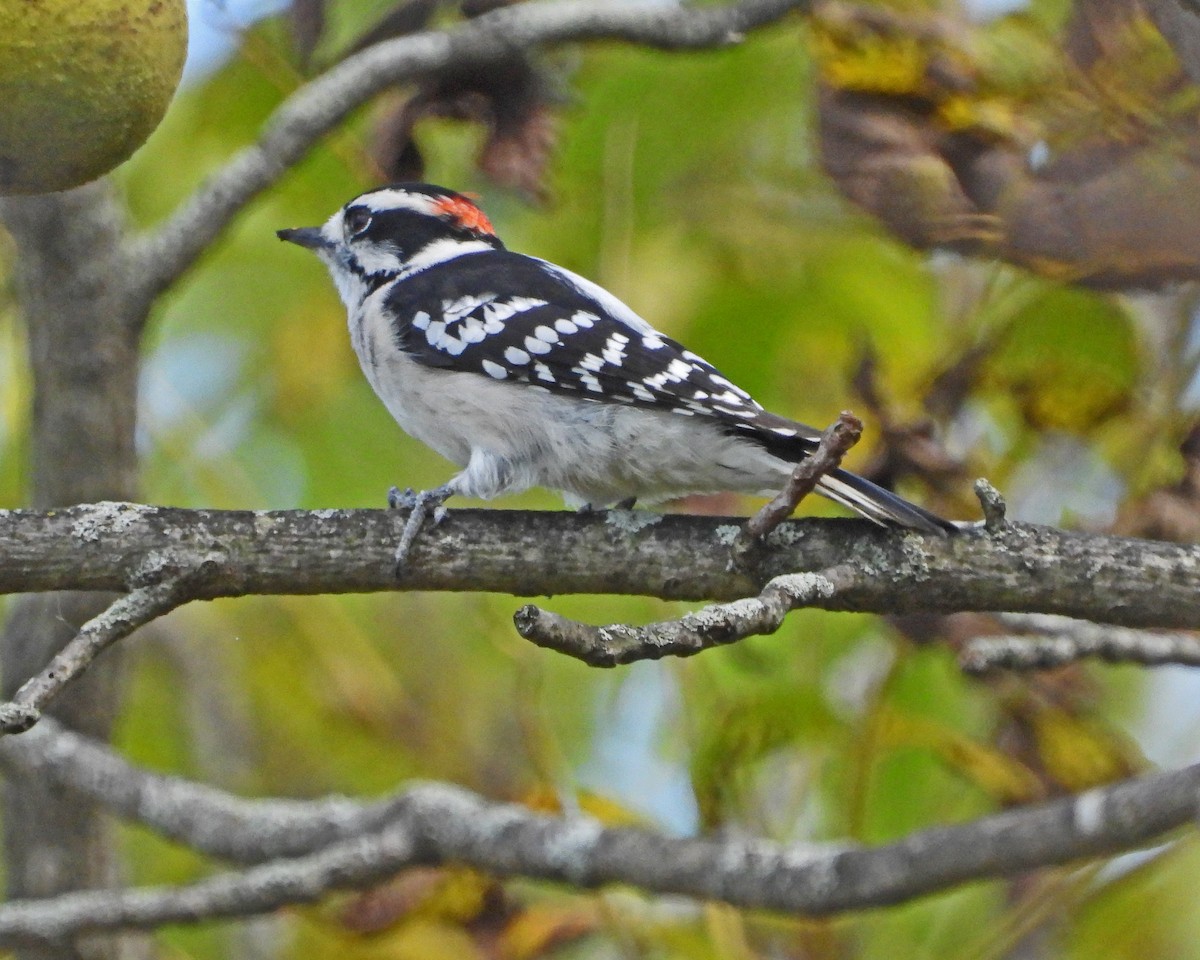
[816,469,956,535]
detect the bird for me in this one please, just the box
[278,183,953,565]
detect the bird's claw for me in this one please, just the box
[387,486,417,510]
[576,496,637,514]
[388,485,452,575]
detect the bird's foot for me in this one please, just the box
[387,484,453,574]
[576,496,638,514]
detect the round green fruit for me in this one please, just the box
[0,0,188,195]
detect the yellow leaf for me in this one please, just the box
[882,710,1043,803]
[1029,705,1141,792]
[498,904,598,960]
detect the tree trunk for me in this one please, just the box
[0,183,142,960]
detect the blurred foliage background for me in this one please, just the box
[4,0,1200,956]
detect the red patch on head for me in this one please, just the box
[432,195,495,236]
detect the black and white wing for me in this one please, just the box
[382,249,821,451]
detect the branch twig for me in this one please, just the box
[123,0,807,305]
[961,614,1200,673]
[514,567,855,665]
[0,579,193,735]
[974,478,1008,532]
[739,411,863,548]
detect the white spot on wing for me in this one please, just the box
[712,390,746,405]
[484,297,548,323]
[580,373,603,392]
[443,294,493,322]
[504,346,531,365]
[602,333,628,366]
[481,360,508,380]
[667,359,692,380]
[555,318,579,335]
[709,374,751,398]
[459,319,486,344]
[524,336,552,356]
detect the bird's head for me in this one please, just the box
[277,183,503,308]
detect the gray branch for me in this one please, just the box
[0,717,1197,943]
[0,502,1199,630]
[0,825,419,946]
[0,718,414,865]
[123,0,807,304]
[0,580,194,735]
[515,567,856,665]
[961,614,1200,673]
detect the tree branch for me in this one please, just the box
[0,718,414,865]
[123,0,807,305]
[960,615,1200,673]
[515,567,856,665]
[0,580,195,735]
[0,717,1197,943]
[0,502,1198,631]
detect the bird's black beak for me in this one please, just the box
[277,227,332,250]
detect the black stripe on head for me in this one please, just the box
[349,183,500,243]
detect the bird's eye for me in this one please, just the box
[343,207,373,238]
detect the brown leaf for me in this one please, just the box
[479,101,557,200]
[371,98,433,183]
[339,867,499,934]
[813,0,1200,289]
[369,56,560,198]
[291,0,326,70]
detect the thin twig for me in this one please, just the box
[0,821,421,946]
[961,614,1200,673]
[123,0,807,306]
[0,579,192,735]
[742,411,864,544]
[514,567,856,665]
[974,478,1008,532]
